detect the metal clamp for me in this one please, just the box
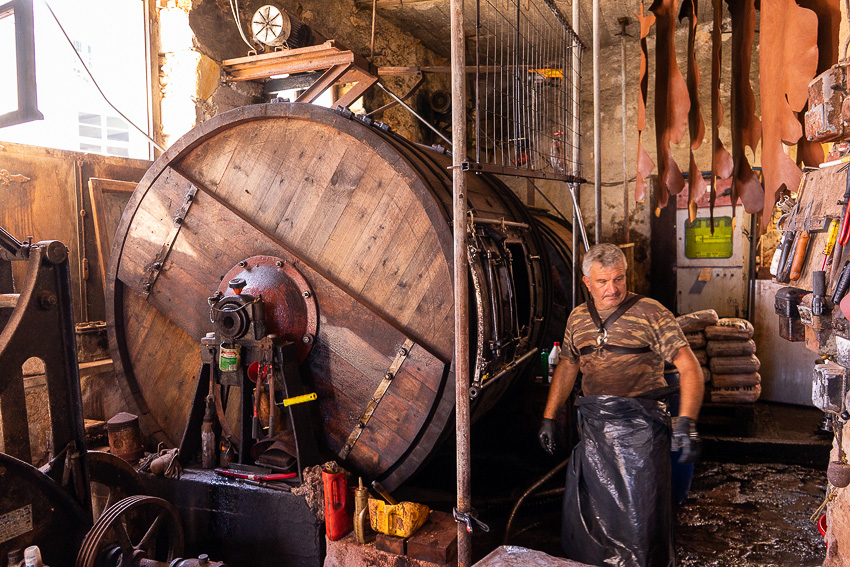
[338,339,415,459]
[142,185,198,296]
[595,327,609,351]
[453,508,490,533]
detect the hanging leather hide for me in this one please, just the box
[710,0,733,222]
[650,0,689,209]
[726,0,763,213]
[635,1,657,204]
[679,0,707,222]
[797,0,839,167]
[759,0,818,219]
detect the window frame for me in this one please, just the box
[0,0,43,128]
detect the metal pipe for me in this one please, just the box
[593,0,601,244]
[450,0,471,565]
[620,19,630,244]
[375,82,452,146]
[571,0,582,308]
[0,226,24,256]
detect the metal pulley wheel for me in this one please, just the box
[87,451,144,521]
[75,495,184,567]
[0,453,90,562]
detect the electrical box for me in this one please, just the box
[675,189,751,317]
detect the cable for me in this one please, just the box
[42,0,166,153]
[229,0,256,51]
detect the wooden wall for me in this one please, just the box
[0,141,151,322]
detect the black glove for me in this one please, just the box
[538,418,556,455]
[672,416,700,464]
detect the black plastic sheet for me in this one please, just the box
[562,395,674,567]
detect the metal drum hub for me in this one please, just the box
[217,255,317,361]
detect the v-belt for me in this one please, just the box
[578,294,654,356]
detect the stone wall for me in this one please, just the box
[154,0,450,148]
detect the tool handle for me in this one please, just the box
[840,207,850,246]
[790,232,811,281]
[282,392,318,407]
[372,480,399,505]
[824,219,840,256]
[832,262,850,304]
[776,231,796,283]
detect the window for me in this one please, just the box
[0,0,151,159]
[0,0,43,128]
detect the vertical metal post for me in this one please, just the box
[593,0,601,244]
[571,0,582,308]
[450,0,471,565]
[620,18,630,244]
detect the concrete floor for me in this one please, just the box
[677,461,826,566]
[401,399,833,566]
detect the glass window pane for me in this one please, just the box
[0,14,18,117]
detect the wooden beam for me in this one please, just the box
[335,72,378,108]
[354,0,444,7]
[222,41,355,82]
[295,64,353,103]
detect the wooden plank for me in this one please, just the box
[88,178,136,289]
[222,40,340,66]
[222,42,355,82]
[121,286,197,445]
[295,64,353,103]
[339,176,417,293]
[406,511,458,565]
[375,533,407,555]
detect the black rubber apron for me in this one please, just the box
[562,395,674,567]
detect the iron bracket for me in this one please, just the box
[141,185,198,296]
[338,338,415,460]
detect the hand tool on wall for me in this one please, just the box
[812,270,827,316]
[775,202,799,283]
[831,261,850,304]
[789,200,814,281]
[836,167,850,253]
[822,218,840,270]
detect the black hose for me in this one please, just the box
[503,455,570,545]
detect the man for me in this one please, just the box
[538,243,703,567]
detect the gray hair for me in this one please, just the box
[582,243,627,276]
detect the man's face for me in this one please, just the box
[582,262,627,310]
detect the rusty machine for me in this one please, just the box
[0,226,225,566]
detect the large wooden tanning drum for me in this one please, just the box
[106,103,570,490]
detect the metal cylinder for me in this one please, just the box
[107,412,144,463]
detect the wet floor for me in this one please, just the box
[677,461,827,567]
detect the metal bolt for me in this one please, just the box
[198,554,209,565]
[174,217,183,225]
[385,372,394,380]
[238,261,247,268]
[38,292,57,309]
[301,334,313,345]
[303,290,311,298]
[143,282,152,292]
[153,262,162,270]
[398,347,408,356]
[276,260,284,267]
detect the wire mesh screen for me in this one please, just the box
[466,0,583,182]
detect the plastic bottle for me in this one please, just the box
[201,400,217,469]
[538,348,549,383]
[548,342,561,383]
[23,547,42,567]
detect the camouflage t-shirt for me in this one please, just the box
[560,293,688,397]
